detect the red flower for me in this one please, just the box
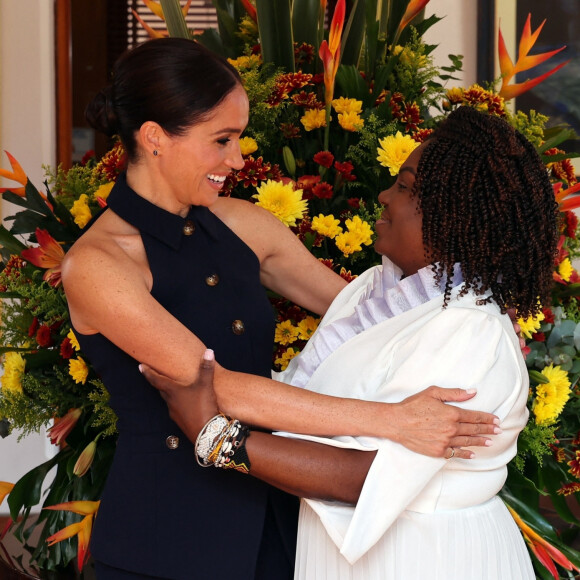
[47,408,82,446]
[60,337,75,360]
[568,450,580,478]
[312,182,334,199]
[347,198,361,210]
[280,123,301,139]
[565,211,578,239]
[297,174,322,200]
[532,332,546,342]
[313,151,334,168]
[543,308,555,324]
[558,482,580,496]
[294,42,315,66]
[28,317,39,338]
[80,150,96,166]
[36,325,53,348]
[334,160,356,181]
[412,128,435,143]
[291,91,322,109]
[94,142,127,181]
[318,258,336,270]
[339,267,358,283]
[236,156,282,188]
[21,228,65,287]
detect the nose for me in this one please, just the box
[227,141,245,171]
[378,186,392,206]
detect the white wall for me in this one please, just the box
[425,0,479,88]
[0,0,57,513]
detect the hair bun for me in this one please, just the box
[85,86,118,137]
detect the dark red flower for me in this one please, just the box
[80,150,96,166]
[28,317,39,338]
[318,258,336,270]
[291,91,322,109]
[60,337,74,359]
[312,182,334,199]
[236,156,282,188]
[532,332,546,342]
[313,151,334,168]
[566,211,578,239]
[280,123,301,139]
[412,128,435,143]
[311,73,324,85]
[36,324,53,348]
[347,198,361,210]
[297,174,321,200]
[568,450,580,478]
[294,42,315,66]
[339,267,358,283]
[334,160,356,181]
[543,308,555,324]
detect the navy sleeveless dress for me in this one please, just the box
[74,174,298,579]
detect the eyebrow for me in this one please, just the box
[211,127,244,135]
[399,166,416,177]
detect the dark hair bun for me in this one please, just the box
[85,86,118,137]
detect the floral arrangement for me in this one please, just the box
[1,0,580,577]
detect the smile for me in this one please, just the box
[207,173,227,184]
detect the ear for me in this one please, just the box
[138,121,164,156]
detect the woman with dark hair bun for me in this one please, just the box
[62,38,499,580]
[144,106,557,579]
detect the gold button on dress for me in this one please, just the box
[183,220,195,236]
[166,435,180,449]
[232,320,245,335]
[205,274,220,286]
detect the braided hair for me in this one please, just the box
[415,106,558,317]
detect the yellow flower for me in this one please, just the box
[335,230,366,257]
[517,311,545,340]
[275,347,299,371]
[558,258,573,282]
[312,214,343,238]
[300,109,327,131]
[227,54,261,70]
[274,320,300,345]
[1,351,25,394]
[70,194,92,228]
[297,316,319,340]
[69,357,89,385]
[94,182,114,201]
[533,364,572,425]
[239,137,258,156]
[377,131,421,176]
[253,180,307,227]
[331,97,362,115]
[338,111,364,132]
[345,215,373,242]
[67,329,81,351]
[446,87,464,104]
[334,216,373,257]
[0,482,15,506]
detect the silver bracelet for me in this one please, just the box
[195,414,229,467]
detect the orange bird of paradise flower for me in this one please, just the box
[498,13,568,100]
[45,500,100,572]
[507,505,580,579]
[0,151,28,197]
[21,228,66,288]
[553,181,580,213]
[319,0,345,107]
[398,0,431,34]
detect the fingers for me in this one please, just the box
[447,447,474,460]
[426,386,478,403]
[449,435,492,448]
[139,363,174,392]
[198,349,215,380]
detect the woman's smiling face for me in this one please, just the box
[374,143,430,276]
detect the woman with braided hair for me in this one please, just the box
[144,105,557,578]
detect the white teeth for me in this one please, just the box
[207,174,227,183]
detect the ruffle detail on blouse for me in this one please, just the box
[290,258,463,389]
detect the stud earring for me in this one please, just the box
[153,150,158,156]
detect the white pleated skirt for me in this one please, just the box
[294,495,535,579]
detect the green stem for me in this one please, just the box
[323,104,332,151]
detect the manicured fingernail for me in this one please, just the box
[493,427,503,434]
[138,364,143,373]
[493,417,500,425]
[468,452,475,459]
[485,439,493,446]
[203,349,215,361]
[465,388,476,394]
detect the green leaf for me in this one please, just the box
[7,451,66,519]
[292,0,321,62]
[160,0,190,39]
[341,0,365,68]
[255,0,295,72]
[0,224,26,254]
